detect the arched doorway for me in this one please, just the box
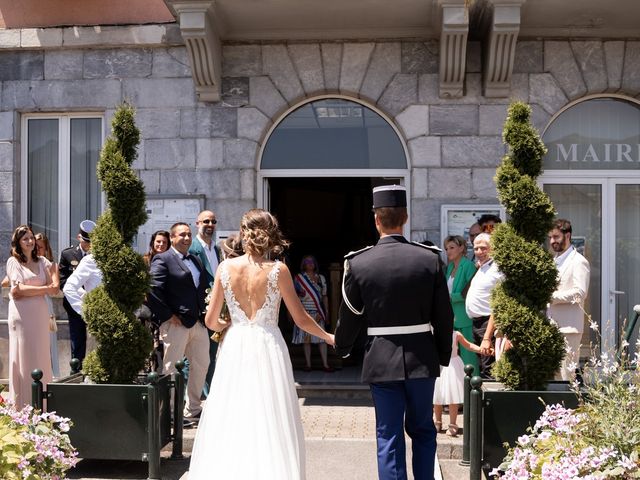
[258,97,410,371]
[539,95,640,355]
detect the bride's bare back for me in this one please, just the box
[223,255,277,321]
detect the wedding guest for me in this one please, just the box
[444,235,479,375]
[35,232,60,378]
[142,230,170,372]
[292,255,334,372]
[6,225,59,407]
[143,230,170,266]
[478,214,502,235]
[433,331,482,437]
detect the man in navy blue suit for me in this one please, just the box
[335,185,453,480]
[147,222,209,423]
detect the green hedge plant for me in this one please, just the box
[82,103,152,384]
[491,101,565,390]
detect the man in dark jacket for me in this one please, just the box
[147,222,209,422]
[59,219,96,371]
[336,185,454,480]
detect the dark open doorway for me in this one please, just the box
[268,176,402,371]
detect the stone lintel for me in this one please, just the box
[439,0,469,99]
[483,0,526,98]
[166,0,221,103]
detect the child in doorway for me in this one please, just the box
[433,330,484,437]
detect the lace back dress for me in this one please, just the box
[189,260,306,480]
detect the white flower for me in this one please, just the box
[589,320,599,332]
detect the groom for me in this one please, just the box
[335,185,454,480]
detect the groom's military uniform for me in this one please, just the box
[336,185,453,480]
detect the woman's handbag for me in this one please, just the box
[49,315,58,332]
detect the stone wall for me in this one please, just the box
[1,34,639,256]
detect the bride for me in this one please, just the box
[189,209,335,480]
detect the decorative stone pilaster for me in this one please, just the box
[165,0,221,102]
[483,0,526,98]
[438,0,469,98]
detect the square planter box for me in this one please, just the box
[481,381,579,475]
[33,370,183,480]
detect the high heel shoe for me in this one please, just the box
[446,424,459,437]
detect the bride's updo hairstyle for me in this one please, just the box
[240,209,290,258]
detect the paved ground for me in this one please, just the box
[66,397,466,480]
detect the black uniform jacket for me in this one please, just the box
[146,249,208,329]
[335,235,454,383]
[59,245,84,290]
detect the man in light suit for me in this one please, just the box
[336,185,454,480]
[547,219,590,380]
[188,209,222,399]
[147,222,209,422]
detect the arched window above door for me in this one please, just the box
[261,98,407,169]
[542,97,640,170]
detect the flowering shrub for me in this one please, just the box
[0,403,78,479]
[493,335,640,479]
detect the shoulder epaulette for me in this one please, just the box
[344,245,373,259]
[411,241,442,253]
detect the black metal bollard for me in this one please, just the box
[31,369,44,410]
[171,360,185,460]
[70,358,81,375]
[146,372,161,480]
[469,375,484,480]
[460,364,475,466]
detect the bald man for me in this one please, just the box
[189,210,222,400]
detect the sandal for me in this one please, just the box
[446,424,459,437]
[434,420,443,432]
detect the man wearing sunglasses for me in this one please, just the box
[189,209,222,400]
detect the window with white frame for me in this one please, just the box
[22,114,103,257]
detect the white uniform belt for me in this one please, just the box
[367,324,432,336]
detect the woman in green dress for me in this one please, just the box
[444,235,479,375]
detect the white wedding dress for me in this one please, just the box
[189,260,306,480]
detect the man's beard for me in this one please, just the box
[199,227,214,239]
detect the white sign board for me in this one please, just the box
[136,195,205,254]
[440,204,506,256]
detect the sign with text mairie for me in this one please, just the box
[542,98,640,170]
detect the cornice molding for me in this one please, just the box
[438,0,469,98]
[165,0,221,102]
[483,0,526,98]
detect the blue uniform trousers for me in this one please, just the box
[370,377,437,480]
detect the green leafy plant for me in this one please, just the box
[0,404,78,479]
[82,103,152,383]
[491,101,565,390]
[494,330,640,479]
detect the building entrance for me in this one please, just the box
[268,176,398,370]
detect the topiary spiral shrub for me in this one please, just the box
[491,101,565,390]
[82,103,152,384]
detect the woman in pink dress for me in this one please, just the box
[6,225,59,407]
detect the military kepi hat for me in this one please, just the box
[372,185,407,209]
[79,220,96,242]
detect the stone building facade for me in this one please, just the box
[1,0,640,371]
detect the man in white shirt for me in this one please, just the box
[63,253,103,317]
[547,219,590,380]
[465,233,504,378]
[188,210,222,399]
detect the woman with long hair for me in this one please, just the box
[6,225,59,407]
[143,230,170,266]
[34,232,60,378]
[189,209,334,479]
